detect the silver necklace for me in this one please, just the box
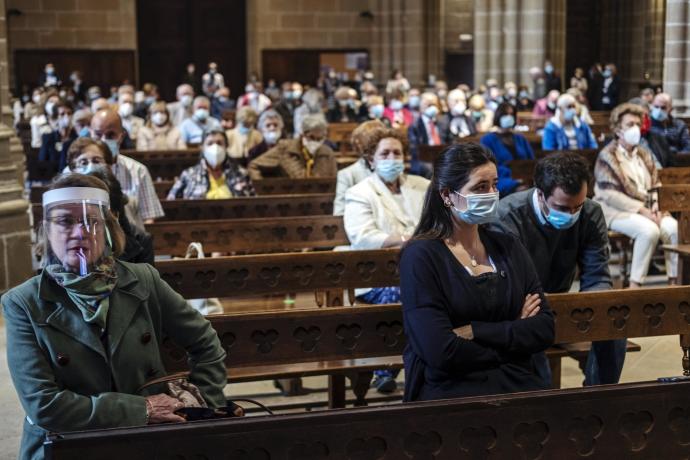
[447,239,479,267]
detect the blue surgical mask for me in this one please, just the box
[544,204,581,230]
[76,162,107,175]
[104,139,120,159]
[602,69,612,78]
[651,106,668,122]
[78,126,90,137]
[452,191,499,224]
[544,64,554,74]
[563,108,576,121]
[390,100,403,111]
[370,105,384,119]
[376,159,405,183]
[424,105,439,119]
[408,95,420,109]
[499,114,515,129]
[194,108,209,122]
[238,125,250,135]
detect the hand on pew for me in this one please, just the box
[145,394,187,424]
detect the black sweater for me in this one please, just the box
[400,231,555,402]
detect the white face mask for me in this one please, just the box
[118,102,133,118]
[151,112,167,126]
[45,101,56,116]
[32,94,41,105]
[451,103,467,116]
[263,130,280,145]
[303,139,323,155]
[203,144,226,168]
[180,94,193,107]
[621,125,641,147]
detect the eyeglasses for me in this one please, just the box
[46,215,104,233]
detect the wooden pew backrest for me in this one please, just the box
[149,215,349,255]
[46,380,690,460]
[157,248,400,298]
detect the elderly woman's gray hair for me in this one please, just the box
[301,88,324,111]
[257,109,284,131]
[236,106,258,125]
[301,114,328,134]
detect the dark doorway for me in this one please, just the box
[444,52,474,88]
[262,49,368,87]
[137,0,247,101]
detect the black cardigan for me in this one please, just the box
[400,229,555,402]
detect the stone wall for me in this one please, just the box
[246,0,442,87]
[7,0,137,49]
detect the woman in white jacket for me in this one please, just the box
[333,119,386,216]
[343,127,430,393]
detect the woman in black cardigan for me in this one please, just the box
[401,143,555,402]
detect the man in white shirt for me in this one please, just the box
[179,96,222,146]
[201,62,225,97]
[90,109,164,229]
[167,84,195,127]
[117,91,145,142]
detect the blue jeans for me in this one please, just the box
[534,339,627,387]
[358,287,401,380]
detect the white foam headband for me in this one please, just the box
[43,187,110,208]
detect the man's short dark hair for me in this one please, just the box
[534,151,591,198]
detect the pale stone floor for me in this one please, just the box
[0,275,682,458]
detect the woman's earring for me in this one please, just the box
[444,200,452,207]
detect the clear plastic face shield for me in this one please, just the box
[43,187,112,276]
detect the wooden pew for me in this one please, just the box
[46,377,690,459]
[31,177,336,203]
[660,184,690,284]
[327,121,358,152]
[149,215,348,255]
[660,167,690,184]
[155,285,684,408]
[32,194,336,229]
[253,177,336,195]
[121,149,200,181]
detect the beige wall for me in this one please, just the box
[7,0,136,49]
[247,0,447,87]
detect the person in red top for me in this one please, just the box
[383,89,414,129]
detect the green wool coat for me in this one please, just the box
[1,260,227,460]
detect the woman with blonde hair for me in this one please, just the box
[136,101,186,150]
[226,106,263,166]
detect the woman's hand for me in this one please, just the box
[638,207,661,226]
[453,325,474,340]
[382,233,406,248]
[145,394,187,424]
[520,293,541,319]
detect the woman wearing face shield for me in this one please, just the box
[136,101,186,151]
[400,143,555,402]
[542,94,598,151]
[1,175,232,460]
[343,128,430,393]
[167,129,255,200]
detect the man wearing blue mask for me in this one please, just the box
[407,92,450,178]
[542,93,598,151]
[179,96,221,146]
[489,152,626,387]
[649,93,690,156]
[90,109,164,230]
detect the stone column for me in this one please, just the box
[0,0,32,293]
[664,0,690,115]
[474,0,566,87]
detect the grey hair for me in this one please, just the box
[258,109,284,131]
[193,95,210,106]
[301,114,327,134]
[301,88,324,108]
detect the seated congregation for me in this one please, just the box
[7,59,690,460]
